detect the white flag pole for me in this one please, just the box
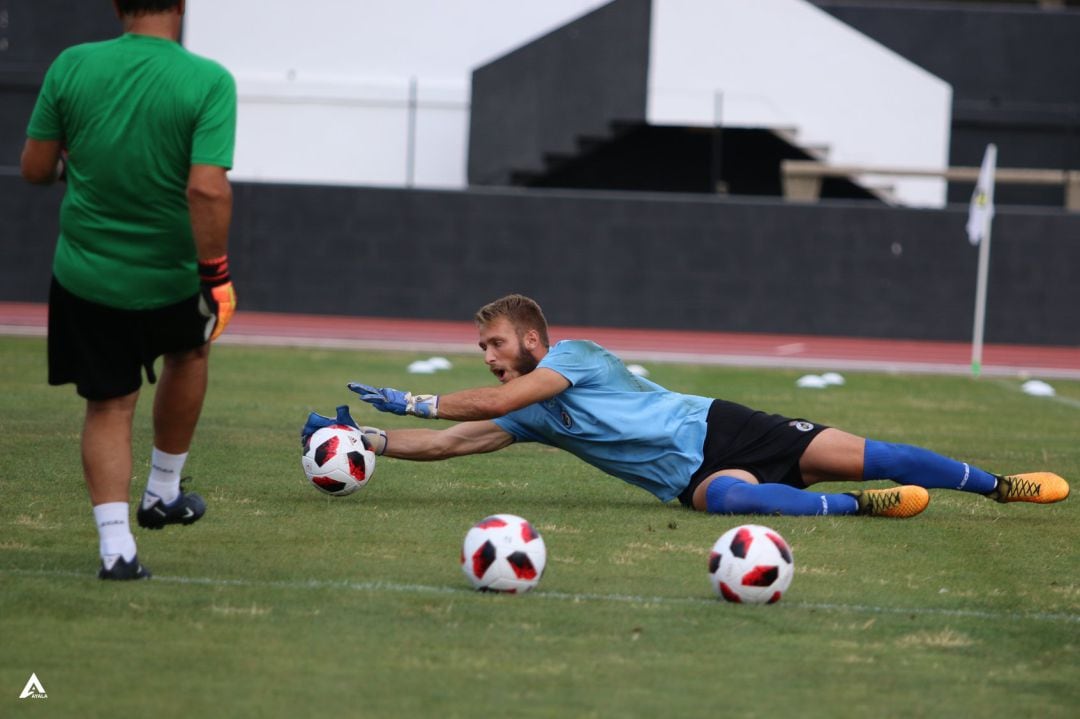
[968,144,997,377]
[970,214,992,377]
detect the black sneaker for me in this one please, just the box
[137,480,207,530]
[99,554,152,580]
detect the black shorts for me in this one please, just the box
[48,276,209,401]
[677,399,828,507]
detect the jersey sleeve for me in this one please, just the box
[26,56,65,141]
[538,341,607,387]
[190,67,237,168]
[492,413,541,443]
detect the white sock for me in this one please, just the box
[94,502,136,567]
[145,447,188,505]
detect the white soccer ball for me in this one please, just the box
[301,425,375,497]
[708,524,794,604]
[461,514,547,593]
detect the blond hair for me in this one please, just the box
[474,294,550,348]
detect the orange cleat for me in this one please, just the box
[849,485,930,518]
[988,473,1070,504]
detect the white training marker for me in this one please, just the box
[1021,380,1055,397]
[407,360,436,374]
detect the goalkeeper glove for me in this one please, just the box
[357,426,388,455]
[198,255,236,342]
[348,382,439,419]
[301,406,387,455]
[301,405,359,445]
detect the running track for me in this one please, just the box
[3,301,1079,379]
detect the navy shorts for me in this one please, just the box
[677,399,828,507]
[48,277,209,401]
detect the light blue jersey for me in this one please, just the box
[493,340,713,502]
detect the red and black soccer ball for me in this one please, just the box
[461,514,547,593]
[301,425,375,497]
[708,524,794,604]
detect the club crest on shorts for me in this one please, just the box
[790,420,814,432]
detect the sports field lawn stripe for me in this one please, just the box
[4,338,1077,718]
[991,378,1080,411]
[5,567,1077,625]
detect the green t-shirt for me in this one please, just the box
[27,33,236,309]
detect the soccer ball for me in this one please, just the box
[708,524,794,604]
[301,425,375,497]
[461,514,547,593]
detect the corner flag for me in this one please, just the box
[966,144,997,245]
[968,144,997,377]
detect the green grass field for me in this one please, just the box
[1,336,1077,718]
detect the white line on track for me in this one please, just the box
[6,324,1080,379]
[5,567,1077,624]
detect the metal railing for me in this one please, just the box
[781,159,1080,211]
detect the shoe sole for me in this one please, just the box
[137,510,204,530]
[99,571,151,580]
[98,560,152,580]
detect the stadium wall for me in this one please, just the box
[468,0,952,207]
[3,176,1077,346]
[813,1,1080,206]
[468,0,652,186]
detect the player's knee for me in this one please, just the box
[162,345,210,375]
[703,475,748,514]
[166,344,210,363]
[864,439,921,479]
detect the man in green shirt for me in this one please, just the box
[21,0,237,580]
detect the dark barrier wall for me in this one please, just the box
[3,176,1078,346]
[0,0,119,169]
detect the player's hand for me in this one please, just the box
[348,383,407,414]
[301,405,360,446]
[358,426,388,455]
[347,382,439,419]
[198,255,236,342]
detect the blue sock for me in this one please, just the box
[704,475,859,516]
[863,440,997,493]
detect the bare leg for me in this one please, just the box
[85,391,151,577]
[798,429,867,485]
[153,344,209,453]
[83,392,139,504]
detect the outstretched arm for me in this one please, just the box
[383,420,515,460]
[350,367,570,421]
[436,368,569,420]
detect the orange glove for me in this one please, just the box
[197,255,236,342]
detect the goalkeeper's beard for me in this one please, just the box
[513,347,539,377]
